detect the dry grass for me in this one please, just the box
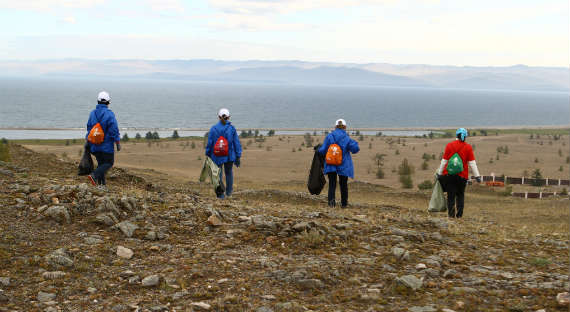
[23,133,569,237]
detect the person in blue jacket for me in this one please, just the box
[318,119,360,208]
[86,91,121,188]
[205,108,242,199]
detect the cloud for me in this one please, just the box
[208,13,312,31]
[0,0,106,11]
[208,0,398,15]
[144,0,185,13]
[61,16,77,24]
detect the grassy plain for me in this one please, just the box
[21,130,569,236]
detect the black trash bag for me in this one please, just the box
[215,183,226,197]
[307,144,326,195]
[78,143,94,176]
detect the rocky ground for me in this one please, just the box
[0,144,568,312]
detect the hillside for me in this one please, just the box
[1,59,568,91]
[0,144,568,311]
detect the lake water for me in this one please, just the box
[0,77,568,139]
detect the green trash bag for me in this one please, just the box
[199,157,224,196]
[446,152,463,175]
[428,177,447,212]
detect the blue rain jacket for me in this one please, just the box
[86,104,121,154]
[318,128,360,178]
[205,121,242,166]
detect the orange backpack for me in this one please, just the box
[325,143,342,166]
[87,112,105,145]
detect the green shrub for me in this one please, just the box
[375,167,385,179]
[400,175,413,189]
[135,133,142,140]
[531,169,543,186]
[398,158,414,176]
[529,257,551,267]
[421,161,429,170]
[417,180,433,190]
[122,133,130,142]
[0,139,9,162]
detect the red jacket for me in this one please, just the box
[442,140,475,179]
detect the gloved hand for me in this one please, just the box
[235,157,241,168]
[475,176,481,183]
[116,142,121,152]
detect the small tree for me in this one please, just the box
[145,131,153,140]
[395,150,400,155]
[304,133,313,147]
[398,158,414,176]
[135,133,142,140]
[172,130,180,139]
[152,132,160,140]
[534,157,539,163]
[122,133,130,142]
[559,166,563,172]
[558,149,563,157]
[422,153,431,161]
[268,130,275,137]
[531,169,544,186]
[191,142,196,149]
[254,130,260,138]
[375,167,384,179]
[373,153,386,167]
[368,142,372,149]
[400,174,413,189]
[421,161,429,170]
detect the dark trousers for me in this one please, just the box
[92,152,114,185]
[440,175,467,218]
[218,162,234,198]
[327,172,348,207]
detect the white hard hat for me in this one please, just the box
[97,91,110,102]
[336,119,347,127]
[218,108,230,118]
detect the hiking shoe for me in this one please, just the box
[87,174,97,186]
[328,200,336,208]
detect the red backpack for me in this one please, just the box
[213,136,229,156]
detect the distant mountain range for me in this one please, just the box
[1,59,568,91]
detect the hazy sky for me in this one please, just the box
[1,0,568,66]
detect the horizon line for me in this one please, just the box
[1,58,569,70]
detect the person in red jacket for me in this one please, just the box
[436,128,481,218]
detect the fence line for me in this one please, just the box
[480,175,569,186]
[511,192,568,199]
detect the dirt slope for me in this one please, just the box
[0,145,568,312]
